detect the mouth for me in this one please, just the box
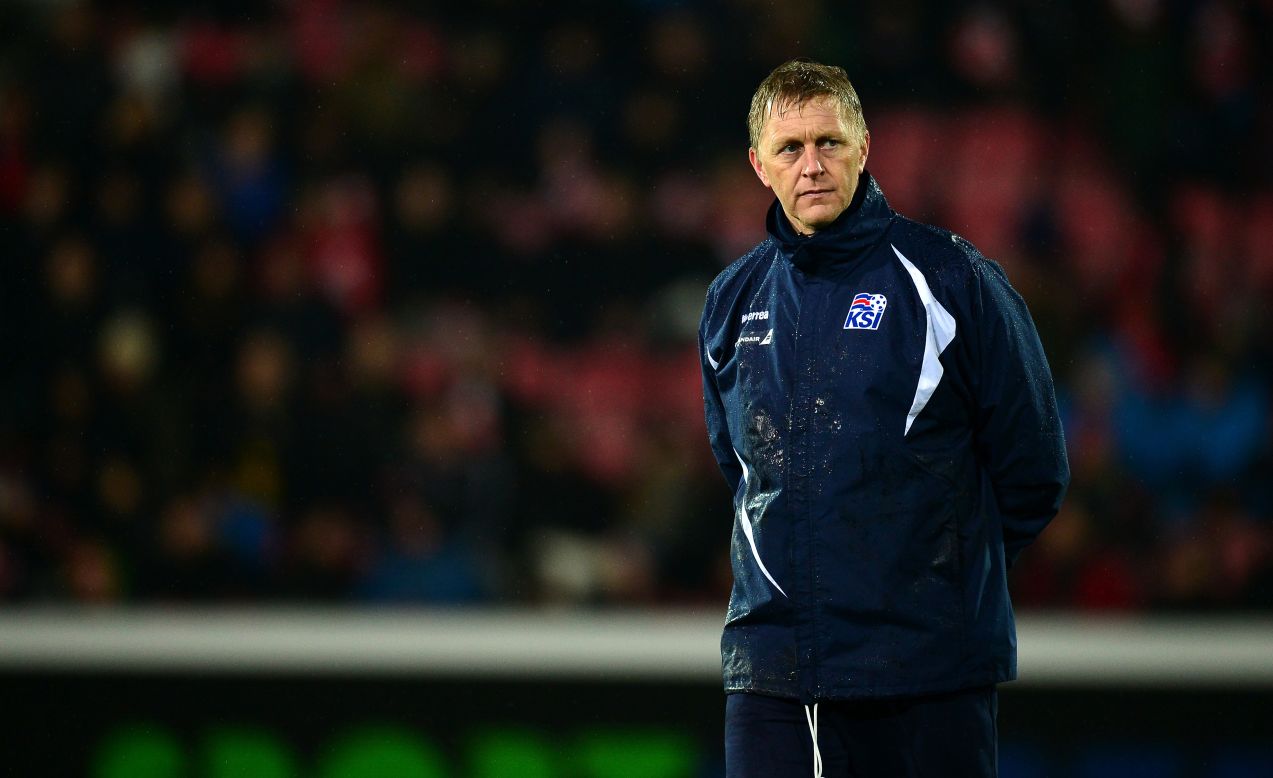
[798,189,834,198]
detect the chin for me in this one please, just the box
[799,205,842,230]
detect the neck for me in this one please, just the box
[765,171,892,270]
[787,216,816,238]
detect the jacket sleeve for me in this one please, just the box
[970,258,1070,569]
[701,288,743,494]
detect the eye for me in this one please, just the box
[820,138,840,149]
[780,143,799,154]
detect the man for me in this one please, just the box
[699,59,1069,777]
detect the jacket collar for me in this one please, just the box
[766,171,893,271]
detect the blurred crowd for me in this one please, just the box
[1,0,1271,610]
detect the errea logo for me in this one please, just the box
[843,293,887,330]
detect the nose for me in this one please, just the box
[801,147,824,176]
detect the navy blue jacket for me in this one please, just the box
[700,172,1069,702]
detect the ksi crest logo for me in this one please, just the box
[843,293,887,330]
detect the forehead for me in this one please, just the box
[761,95,850,141]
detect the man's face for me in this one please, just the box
[749,96,870,236]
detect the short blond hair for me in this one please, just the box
[747,59,867,149]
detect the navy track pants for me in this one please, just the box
[724,686,998,778]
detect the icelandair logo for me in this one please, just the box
[844,293,887,330]
[736,328,774,347]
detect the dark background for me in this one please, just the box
[2,0,1271,613]
[4,670,1273,776]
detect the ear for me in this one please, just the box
[857,130,871,173]
[749,147,771,188]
